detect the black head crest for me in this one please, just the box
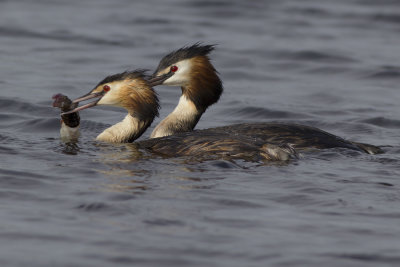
[154,43,216,74]
[95,69,149,88]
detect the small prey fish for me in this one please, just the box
[52,93,80,141]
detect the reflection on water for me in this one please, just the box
[96,143,145,163]
[94,144,227,193]
[60,142,80,155]
[100,180,150,194]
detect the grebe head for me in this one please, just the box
[63,70,159,120]
[149,43,223,110]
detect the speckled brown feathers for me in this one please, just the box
[83,70,160,143]
[138,122,383,161]
[95,70,149,89]
[92,70,159,121]
[149,44,223,138]
[182,56,223,111]
[119,78,160,121]
[153,44,223,112]
[138,131,298,162]
[145,45,382,159]
[202,123,384,154]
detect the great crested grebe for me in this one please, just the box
[56,70,297,161]
[61,70,159,143]
[148,44,223,138]
[148,43,383,154]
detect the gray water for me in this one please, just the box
[1,0,400,266]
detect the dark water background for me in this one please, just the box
[1,0,400,266]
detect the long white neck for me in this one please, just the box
[150,95,203,138]
[96,114,151,143]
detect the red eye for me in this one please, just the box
[103,85,110,92]
[170,66,178,72]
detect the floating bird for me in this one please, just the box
[148,44,222,138]
[148,43,382,155]
[56,70,296,161]
[61,70,159,143]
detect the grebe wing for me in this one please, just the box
[202,123,383,154]
[137,131,298,161]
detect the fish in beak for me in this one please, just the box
[61,91,105,115]
[52,93,80,128]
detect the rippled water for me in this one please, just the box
[1,0,400,266]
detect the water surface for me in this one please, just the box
[1,0,400,266]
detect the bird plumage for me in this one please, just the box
[148,44,383,155]
[59,70,159,143]
[150,44,223,138]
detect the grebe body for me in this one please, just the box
[54,70,298,161]
[148,44,382,155]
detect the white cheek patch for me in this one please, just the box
[97,83,122,106]
[163,59,192,86]
[97,93,118,106]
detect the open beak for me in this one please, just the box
[147,72,173,87]
[61,91,105,115]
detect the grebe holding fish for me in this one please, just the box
[53,70,297,161]
[52,44,382,161]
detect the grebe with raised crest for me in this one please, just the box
[56,70,298,161]
[147,43,382,155]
